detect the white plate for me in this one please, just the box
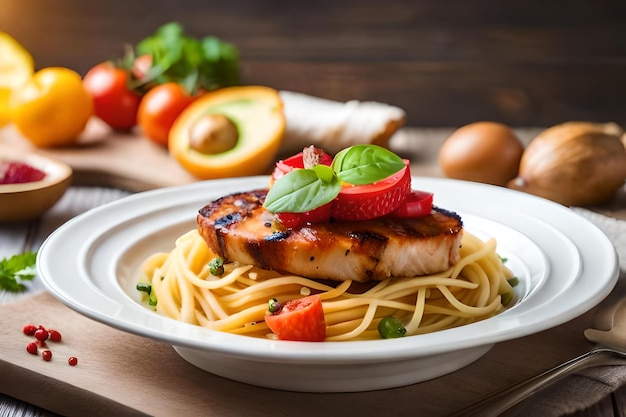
[37,177,619,392]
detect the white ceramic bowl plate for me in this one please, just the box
[38,177,619,392]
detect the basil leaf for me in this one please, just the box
[264,167,340,213]
[313,163,335,182]
[332,144,405,185]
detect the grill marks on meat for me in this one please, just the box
[197,189,463,283]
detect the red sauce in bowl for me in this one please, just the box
[0,160,46,185]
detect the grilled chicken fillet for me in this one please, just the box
[197,189,463,283]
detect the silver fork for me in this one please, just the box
[448,297,626,417]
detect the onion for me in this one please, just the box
[507,121,626,206]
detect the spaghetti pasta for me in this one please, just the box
[139,229,516,341]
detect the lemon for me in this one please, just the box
[0,32,34,126]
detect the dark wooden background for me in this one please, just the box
[2,0,626,127]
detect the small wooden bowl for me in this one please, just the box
[0,153,73,222]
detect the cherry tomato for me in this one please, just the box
[331,164,411,221]
[83,62,141,131]
[391,190,433,218]
[138,82,197,147]
[265,294,326,342]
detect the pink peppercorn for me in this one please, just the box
[26,342,38,355]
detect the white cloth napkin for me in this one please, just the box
[512,208,626,416]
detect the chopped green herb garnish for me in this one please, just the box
[0,251,37,292]
[268,298,282,314]
[209,258,225,276]
[136,281,157,307]
[136,282,152,294]
[507,277,519,287]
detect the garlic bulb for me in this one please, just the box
[507,121,626,207]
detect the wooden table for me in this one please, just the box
[1,127,625,416]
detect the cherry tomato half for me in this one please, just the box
[265,294,326,342]
[331,163,411,221]
[138,82,197,147]
[83,62,141,131]
[391,190,433,218]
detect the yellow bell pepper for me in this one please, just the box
[10,67,93,147]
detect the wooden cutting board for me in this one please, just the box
[0,291,599,417]
[0,120,198,192]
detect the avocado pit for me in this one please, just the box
[189,113,238,154]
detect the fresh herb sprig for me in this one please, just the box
[134,22,240,94]
[263,145,405,213]
[0,251,37,292]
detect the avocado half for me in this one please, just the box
[169,85,286,180]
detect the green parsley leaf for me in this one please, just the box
[331,144,405,185]
[264,166,341,213]
[0,251,37,292]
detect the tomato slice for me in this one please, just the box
[265,295,326,342]
[276,203,331,228]
[331,164,411,221]
[391,190,434,218]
